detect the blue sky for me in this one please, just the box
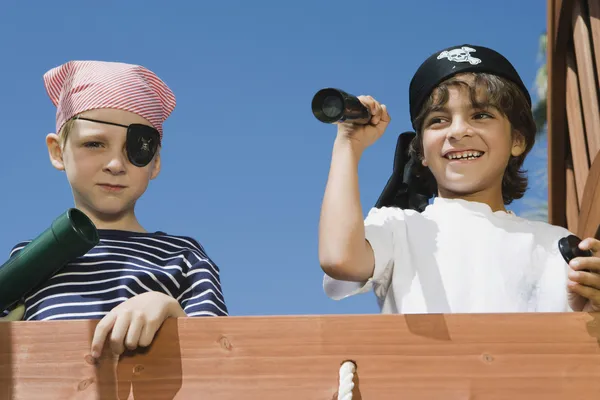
[0,0,548,316]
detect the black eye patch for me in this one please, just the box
[126,124,160,167]
[73,116,160,168]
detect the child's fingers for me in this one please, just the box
[91,312,118,358]
[380,104,391,123]
[357,95,374,113]
[109,312,132,355]
[568,270,600,290]
[370,98,382,125]
[567,281,600,307]
[137,318,163,348]
[124,315,145,351]
[357,95,382,123]
[580,238,600,254]
[570,256,600,272]
[0,304,25,322]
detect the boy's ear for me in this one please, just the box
[150,150,161,180]
[511,130,527,157]
[46,133,65,171]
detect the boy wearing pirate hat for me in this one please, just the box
[2,61,228,358]
[319,44,600,314]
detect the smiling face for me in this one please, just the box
[414,73,532,209]
[46,108,161,222]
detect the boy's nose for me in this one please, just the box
[103,153,127,175]
[447,118,474,140]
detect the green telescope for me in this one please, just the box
[0,208,99,312]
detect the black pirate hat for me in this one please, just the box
[409,44,531,128]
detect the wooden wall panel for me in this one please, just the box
[1,314,600,399]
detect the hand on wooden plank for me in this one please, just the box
[90,291,186,359]
[0,304,25,321]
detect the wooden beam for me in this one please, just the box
[588,0,600,82]
[547,0,573,227]
[573,0,600,157]
[566,164,580,232]
[1,314,600,399]
[566,49,591,204]
[578,152,600,239]
[553,0,565,43]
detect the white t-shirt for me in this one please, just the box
[324,198,575,314]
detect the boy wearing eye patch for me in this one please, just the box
[2,61,228,358]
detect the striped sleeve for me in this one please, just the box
[174,237,228,317]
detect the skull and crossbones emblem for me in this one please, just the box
[437,46,481,65]
[140,137,153,152]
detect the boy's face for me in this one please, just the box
[46,109,161,220]
[420,78,525,200]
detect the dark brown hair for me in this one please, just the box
[409,72,537,205]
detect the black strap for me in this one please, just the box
[374,132,431,212]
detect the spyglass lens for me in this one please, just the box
[322,96,343,118]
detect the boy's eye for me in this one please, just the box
[83,141,103,148]
[473,112,493,119]
[428,117,446,125]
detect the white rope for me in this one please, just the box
[337,360,356,400]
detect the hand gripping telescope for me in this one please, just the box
[0,208,99,313]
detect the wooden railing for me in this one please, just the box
[1,313,600,399]
[548,0,600,239]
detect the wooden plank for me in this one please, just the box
[566,164,580,232]
[578,152,600,239]
[573,0,600,157]
[547,0,570,227]
[553,0,575,44]
[0,320,12,400]
[1,314,600,399]
[588,0,600,81]
[553,0,564,43]
[566,48,591,204]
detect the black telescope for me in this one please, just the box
[0,208,99,311]
[558,234,593,264]
[311,88,371,124]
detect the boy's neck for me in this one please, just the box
[437,187,507,213]
[76,206,147,232]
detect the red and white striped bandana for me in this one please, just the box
[43,60,176,139]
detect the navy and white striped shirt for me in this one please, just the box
[2,229,228,321]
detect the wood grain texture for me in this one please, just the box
[573,0,600,157]
[1,313,600,399]
[566,48,591,205]
[589,0,600,77]
[578,152,600,239]
[547,0,572,227]
[566,164,580,232]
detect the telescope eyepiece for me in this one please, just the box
[311,88,371,125]
[322,95,344,119]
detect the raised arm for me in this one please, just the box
[318,96,391,282]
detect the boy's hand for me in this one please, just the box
[567,238,600,312]
[336,95,391,153]
[0,304,25,322]
[91,291,186,358]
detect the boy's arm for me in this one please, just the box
[318,95,391,282]
[319,138,375,282]
[178,245,228,317]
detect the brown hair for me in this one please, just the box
[409,72,537,205]
[58,118,77,148]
